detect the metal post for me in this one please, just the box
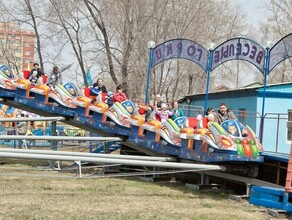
[246,183,251,196]
[51,121,57,150]
[275,114,280,152]
[204,50,213,113]
[50,121,57,168]
[89,132,92,153]
[200,173,205,185]
[236,59,240,88]
[259,48,270,143]
[145,41,155,105]
[75,161,82,178]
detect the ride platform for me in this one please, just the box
[249,186,292,215]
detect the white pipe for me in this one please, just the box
[0,151,226,171]
[0,117,65,122]
[0,135,121,141]
[0,148,175,162]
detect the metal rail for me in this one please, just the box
[203,170,283,189]
[0,148,175,162]
[0,135,121,141]
[0,150,226,171]
[0,117,65,122]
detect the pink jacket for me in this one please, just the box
[154,108,174,124]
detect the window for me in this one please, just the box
[25,42,30,47]
[25,51,30,56]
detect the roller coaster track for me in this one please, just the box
[1,97,157,155]
[0,86,274,189]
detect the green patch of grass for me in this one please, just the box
[0,162,269,220]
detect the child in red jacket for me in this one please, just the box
[113,85,128,103]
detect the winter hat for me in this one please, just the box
[107,91,113,96]
[161,103,167,109]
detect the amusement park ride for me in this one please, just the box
[0,63,264,177]
[0,33,291,179]
[0,32,291,215]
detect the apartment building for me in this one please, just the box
[0,22,35,75]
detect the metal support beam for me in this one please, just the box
[75,161,82,178]
[203,170,283,188]
[0,151,226,171]
[0,117,65,122]
[51,121,57,150]
[0,135,121,141]
[0,148,175,162]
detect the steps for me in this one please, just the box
[249,143,292,214]
[249,186,292,213]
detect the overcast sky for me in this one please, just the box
[235,0,268,26]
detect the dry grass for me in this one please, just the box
[0,162,271,220]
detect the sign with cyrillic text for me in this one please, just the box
[151,39,209,72]
[211,38,265,72]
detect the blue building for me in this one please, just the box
[180,82,291,154]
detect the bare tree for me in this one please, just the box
[144,0,247,101]
[260,0,292,83]
[1,0,253,100]
[83,0,119,87]
[23,0,44,73]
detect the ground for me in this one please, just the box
[0,161,274,220]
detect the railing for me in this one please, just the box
[178,104,204,117]
[261,113,288,153]
[176,106,288,154]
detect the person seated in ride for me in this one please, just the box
[90,78,107,95]
[205,107,220,124]
[227,124,239,136]
[151,94,163,110]
[154,103,175,124]
[205,107,214,117]
[28,63,45,84]
[105,91,114,107]
[216,102,237,124]
[68,88,77,96]
[113,85,128,103]
[170,101,184,120]
[148,94,165,120]
[46,66,63,90]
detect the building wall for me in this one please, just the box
[187,91,259,131]
[21,33,35,70]
[182,83,292,154]
[0,22,35,74]
[257,95,290,153]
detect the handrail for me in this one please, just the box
[0,117,65,122]
[0,149,226,171]
[0,135,121,141]
[0,148,175,162]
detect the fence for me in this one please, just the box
[0,122,91,149]
[261,113,289,153]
